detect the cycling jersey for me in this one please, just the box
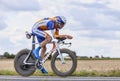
[32,18,59,43]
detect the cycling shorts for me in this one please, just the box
[32,24,48,43]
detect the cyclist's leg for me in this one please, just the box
[32,30,50,74]
[38,32,51,74]
[32,29,46,60]
[40,46,46,59]
[40,33,52,59]
[40,32,52,47]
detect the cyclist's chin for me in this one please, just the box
[59,26,63,29]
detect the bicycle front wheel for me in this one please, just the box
[51,48,77,77]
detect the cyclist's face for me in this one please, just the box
[57,23,64,29]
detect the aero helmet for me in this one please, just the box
[56,16,66,25]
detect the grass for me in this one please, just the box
[0,70,18,75]
[0,70,55,76]
[1,70,120,77]
[72,70,120,77]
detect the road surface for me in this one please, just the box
[0,76,120,81]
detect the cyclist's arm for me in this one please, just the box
[54,29,61,38]
[48,21,72,39]
[54,29,65,38]
[54,29,73,39]
[47,20,64,39]
[51,29,62,39]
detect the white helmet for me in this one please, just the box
[55,16,66,25]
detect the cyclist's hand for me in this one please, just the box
[65,35,73,39]
[55,35,73,40]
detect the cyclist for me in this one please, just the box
[32,16,73,74]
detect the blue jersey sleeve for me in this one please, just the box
[47,20,54,30]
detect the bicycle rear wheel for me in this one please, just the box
[51,48,77,77]
[14,49,36,76]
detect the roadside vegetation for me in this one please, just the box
[0,52,15,59]
[1,52,120,76]
[1,70,120,77]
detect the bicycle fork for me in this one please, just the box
[55,42,65,64]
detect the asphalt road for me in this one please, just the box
[0,76,120,81]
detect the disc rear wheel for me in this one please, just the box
[14,49,36,76]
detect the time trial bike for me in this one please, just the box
[14,31,77,77]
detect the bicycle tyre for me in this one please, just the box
[51,48,77,77]
[14,49,36,76]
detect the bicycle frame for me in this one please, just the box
[23,34,35,65]
[42,41,65,64]
[23,34,66,65]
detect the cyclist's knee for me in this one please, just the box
[46,35,52,42]
[40,37,52,47]
[42,46,46,50]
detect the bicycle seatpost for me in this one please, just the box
[32,34,35,50]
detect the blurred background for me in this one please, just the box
[0,0,120,58]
